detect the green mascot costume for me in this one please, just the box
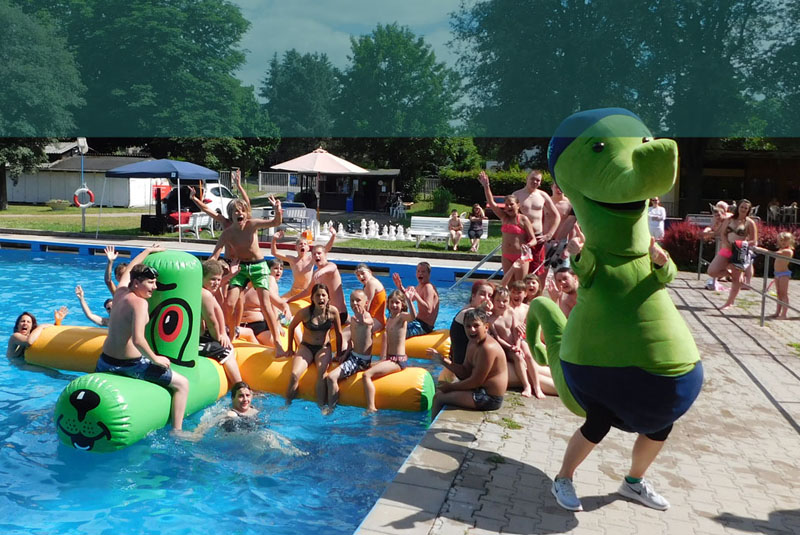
[527,108,703,511]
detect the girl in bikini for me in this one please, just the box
[483,189,537,282]
[362,289,417,413]
[718,199,758,310]
[757,232,795,319]
[285,283,343,409]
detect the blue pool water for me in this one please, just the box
[0,248,471,535]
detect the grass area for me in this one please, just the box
[2,204,148,215]
[0,214,144,235]
[788,342,800,357]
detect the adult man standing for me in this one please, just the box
[481,169,561,283]
[95,245,190,434]
[429,308,508,417]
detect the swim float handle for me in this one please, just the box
[73,187,95,208]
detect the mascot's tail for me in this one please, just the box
[526,297,586,417]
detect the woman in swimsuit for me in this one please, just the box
[718,199,758,310]
[7,308,67,359]
[483,187,537,282]
[468,204,486,253]
[285,283,343,409]
[362,289,417,413]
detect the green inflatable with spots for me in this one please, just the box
[527,108,703,434]
[54,251,225,452]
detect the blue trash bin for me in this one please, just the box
[345,197,354,213]
[287,192,295,202]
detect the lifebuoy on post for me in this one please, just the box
[73,187,94,208]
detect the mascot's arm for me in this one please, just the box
[571,248,597,287]
[653,256,677,285]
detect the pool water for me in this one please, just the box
[0,248,471,535]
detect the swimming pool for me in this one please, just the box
[0,247,471,534]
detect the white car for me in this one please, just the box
[164,180,236,220]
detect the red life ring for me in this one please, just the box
[73,187,95,208]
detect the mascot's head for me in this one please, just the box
[548,108,678,254]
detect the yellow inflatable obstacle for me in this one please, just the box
[235,342,434,412]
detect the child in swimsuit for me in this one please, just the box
[448,209,464,251]
[355,263,386,332]
[362,289,417,413]
[489,287,539,398]
[199,260,243,384]
[323,289,374,413]
[285,283,343,409]
[757,232,795,319]
[480,171,537,282]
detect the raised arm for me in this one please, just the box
[401,288,418,322]
[271,231,293,264]
[75,285,107,327]
[478,171,505,219]
[232,169,251,208]
[251,196,282,230]
[104,245,118,295]
[324,227,337,252]
[118,245,165,287]
[189,186,227,226]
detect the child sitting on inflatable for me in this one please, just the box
[199,259,243,384]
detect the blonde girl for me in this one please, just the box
[759,232,795,319]
[468,203,486,252]
[362,289,417,413]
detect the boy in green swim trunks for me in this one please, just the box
[211,198,286,355]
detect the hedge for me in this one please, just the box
[438,169,554,204]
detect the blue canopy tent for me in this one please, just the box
[106,159,219,242]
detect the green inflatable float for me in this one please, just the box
[54,251,226,452]
[528,108,703,431]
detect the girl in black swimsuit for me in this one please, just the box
[285,283,343,409]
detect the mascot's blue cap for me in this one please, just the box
[547,108,642,183]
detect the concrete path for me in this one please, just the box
[359,272,800,535]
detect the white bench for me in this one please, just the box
[177,212,215,239]
[407,216,488,248]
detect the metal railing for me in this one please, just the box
[449,243,503,290]
[256,171,298,195]
[696,239,800,326]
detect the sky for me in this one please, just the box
[232,0,463,91]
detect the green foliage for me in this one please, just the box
[260,50,340,137]
[0,139,52,210]
[145,137,280,177]
[661,221,705,270]
[0,2,84,136]
[443,138,482,171]
[439,169,552,204]
[431,187,454,214]
[23,0,272,136]
[335,23,460,137]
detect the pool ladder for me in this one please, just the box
[449,243,503,290]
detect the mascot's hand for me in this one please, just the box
[566,234,584,257]
[649,237,669,267]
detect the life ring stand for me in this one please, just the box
[73,187,94,208]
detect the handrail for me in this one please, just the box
[696,238,800,326]
[449,243,503,290]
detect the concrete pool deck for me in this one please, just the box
[359,272,800,535]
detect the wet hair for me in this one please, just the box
[509,280,527,292]
[387,289,408,312]
[114,262,128,281]
[202,259,224,278]
[493,286,510,300]
[355,263,371,273]
[504,195,518,206]
[230,381,251,399]
[350,289,367,301]
[417,261,431,273]
[464,307,489,325]
[310,283,330,316]
[312,244,326,253]
[103,298,113,310]
[268,259,283,270]
[470,280,495,299]
[777,232,795,248]
[14,312,37,333]
[128,264,159,287]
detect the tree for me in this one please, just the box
[451,0,789,213]
[0,2,83,210]
[144,137,280,177]
[335,23,460,137]
[260,50,340,137]
[22,0,274,137]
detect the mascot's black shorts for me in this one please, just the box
[562,361,704,437]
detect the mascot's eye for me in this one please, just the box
[642,137,652,143]
[592,142,605,153]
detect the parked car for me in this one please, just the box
[164,181,236,219]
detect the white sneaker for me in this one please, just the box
[551,477,583,511]
[618,478,670,510]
